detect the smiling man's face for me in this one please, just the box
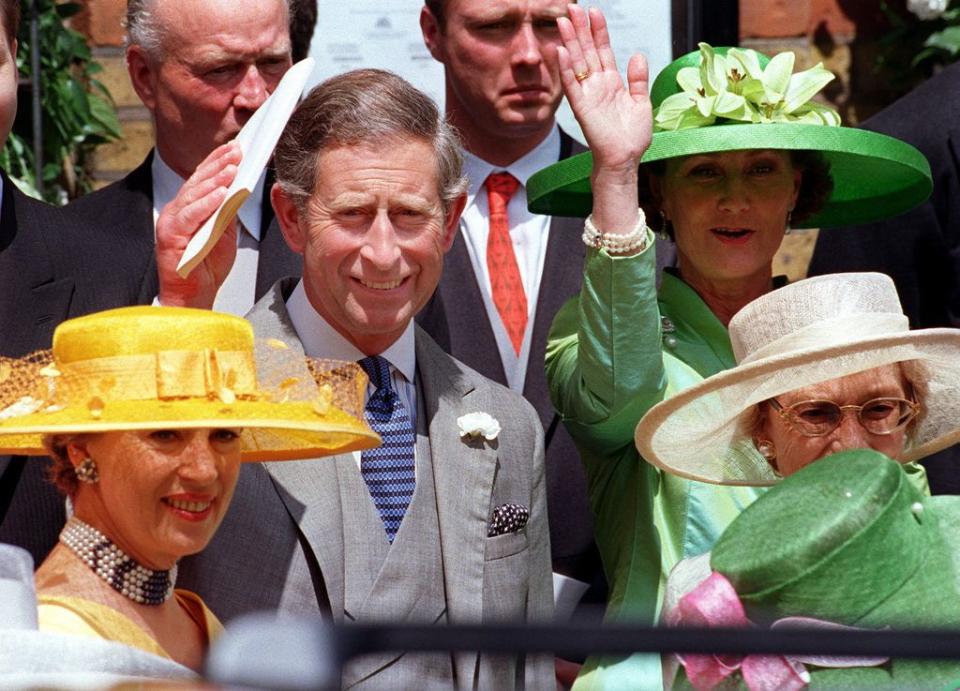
[273,138,462,354]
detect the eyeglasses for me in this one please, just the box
[767,397,920,438]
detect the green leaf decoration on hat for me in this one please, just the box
[654,43,841,131]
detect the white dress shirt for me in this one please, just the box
[151,153,265,316]
[286,279,418,473]
[459,125,560,393]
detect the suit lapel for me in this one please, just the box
[245,280,347,615]
[524,213,585,424]
[264,450,347,618]
[416,328,498,679]
[108,153,162,305]
[0,177,74,356]
[521,132,588,428]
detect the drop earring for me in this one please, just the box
[658,210,671,241]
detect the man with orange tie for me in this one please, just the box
[417,0,608,627]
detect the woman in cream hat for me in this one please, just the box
[636,272,960,485]
[534,5,934,689]
[0,306,377,673]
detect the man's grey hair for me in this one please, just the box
[274,68,467,215]
[125,0,292,61]
[124,0,166,59]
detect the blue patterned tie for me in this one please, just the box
[358,355,416,542]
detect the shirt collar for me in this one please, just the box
[462,124,561,205]
[285,279,416,383]
[151,151,265,241]
[658,269,789,370]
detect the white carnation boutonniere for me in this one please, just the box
[457,412,501,442]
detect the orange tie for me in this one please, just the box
[485,172,527,355]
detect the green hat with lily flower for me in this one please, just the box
[528,44,932,228]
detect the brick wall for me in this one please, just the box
[74,0,153,187]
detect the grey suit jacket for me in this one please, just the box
[178,278,555,689]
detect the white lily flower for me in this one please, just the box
[652,43,839,132]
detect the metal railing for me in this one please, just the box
[206,616,960,690]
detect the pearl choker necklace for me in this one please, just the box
[60,517,177,605]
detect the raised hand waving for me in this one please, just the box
[555,6,651,235]
[556,6,652,174]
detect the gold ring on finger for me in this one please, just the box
[574,70,590,83]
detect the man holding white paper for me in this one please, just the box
[59,0,301,316]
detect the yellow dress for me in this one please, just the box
[36,589,224,661]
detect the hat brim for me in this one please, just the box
[635,329,960,486]
[0,398,380,462]
[527,124,932,229]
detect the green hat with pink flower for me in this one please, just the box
[662,450,960,689]
[527,43,932,228]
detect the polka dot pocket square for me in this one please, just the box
[487,503,530,537]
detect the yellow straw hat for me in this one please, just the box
[0,306,379,461]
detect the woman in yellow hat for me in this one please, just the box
[0,306,377,672]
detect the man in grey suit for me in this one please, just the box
[176,69,554,689]
[416,0,605,621]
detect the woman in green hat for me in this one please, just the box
[538,6,933,689]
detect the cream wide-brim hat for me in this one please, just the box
[634,273,960,486]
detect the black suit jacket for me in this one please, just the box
[61,153,302,302]
[418,130,675,585]
[0,173,151,564]
[0,153,303,565]
[808,63,960,493]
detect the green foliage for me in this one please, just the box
[0,0,121,204]
[878,1,960,92]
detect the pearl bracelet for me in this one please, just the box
[582,209,649,254]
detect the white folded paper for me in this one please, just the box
[176,57,315,278]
